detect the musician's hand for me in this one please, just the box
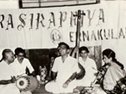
[94,72,98,76]
[53,79,56,82]
[10,76,16,83]
[63,82,69,88]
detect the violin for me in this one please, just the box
[90,63,111,88]
[96,63,111,84]
[112,76,126,94]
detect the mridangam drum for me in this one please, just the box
[16,76,39,91]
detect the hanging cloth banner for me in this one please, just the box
[0,1,126,49]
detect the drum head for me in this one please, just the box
[16,76,39,91]
[16,77,29,91]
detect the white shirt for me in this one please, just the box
[52,56,80,85]
[0,61,21,94]
[10,58,34,76]
[78,57,97,86]
[0,61,15,81]
[0,61,16,89]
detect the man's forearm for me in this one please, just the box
[65,72,77,84]
[0,80,11,85]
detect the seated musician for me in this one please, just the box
[10,47,35,76]
[100,49,126,93]
[0,49,20,94]
[76,46,97,86]
[45,42,81,93]
[10,47,35,94]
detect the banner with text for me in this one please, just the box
[0,1,126,49]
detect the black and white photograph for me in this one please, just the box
[0,0,126,94]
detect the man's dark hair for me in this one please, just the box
[79,46,89,53]
[15,47,26,57]
[58,42,70,49]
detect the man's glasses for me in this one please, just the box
[17,55,24,57]
[80,51,87,55]
[57,46,67,50]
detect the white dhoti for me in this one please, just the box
[0,83,20,94]
[45,80,77,93]
[0,82,32,94]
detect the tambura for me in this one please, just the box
[16,76,39,91]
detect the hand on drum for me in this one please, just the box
[10,76,17,83]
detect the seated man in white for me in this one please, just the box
[11,47,34,76]
[0,49,20,94]
[77,46,97,86]
[10,47,35,94]
[45,42,81,93]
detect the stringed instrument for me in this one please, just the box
[112,76,126,94]
[70,10,85,80]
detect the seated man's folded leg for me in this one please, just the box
[45,80,78,94]
[45,81,60,93]
[0,83,20,94]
